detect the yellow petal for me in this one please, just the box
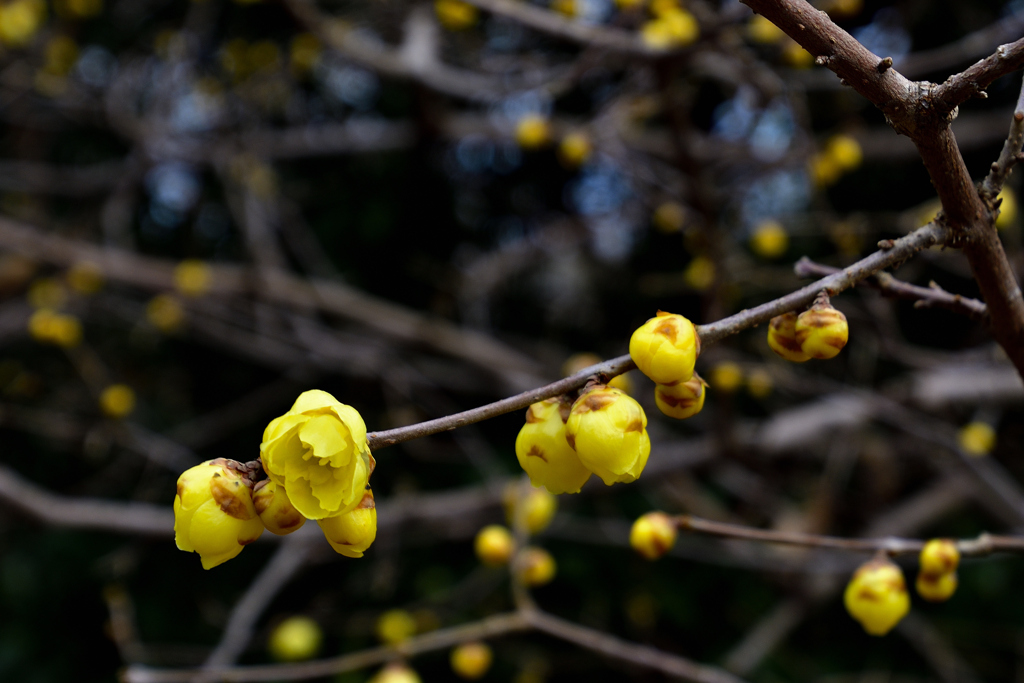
[299,414,349,461]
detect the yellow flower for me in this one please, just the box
[767,311,810,362]
[269,616,322,661]
[710,361,743,393]
[749,220,789,259]
[652,201,685,233]
[795,301,848,359]
[683,255,715,291]
[640,9,698,49]
[66,262,104,294]
[515,115,551,150]
[434,0,478,30]
[451,641,493,680]
[826,134,863,172]
[565,385,650,486]
[100,384,136,419]
[919,538,959,576]
[147,294,185,332]
[28,309,82,348]
[558,132,592,168]
[843,557,909,636]
[517,546,556,587]
[551,0,576,18]
[996,187,1017,229]
[260,390,374,520]
[958,421,996,456]
[915,570,957,603]
[370,664,422,683]
[174,259,213,297]
[505,484,559,532]
[475,524,515,566]
[173,460,265,569]
[253,480,306,535]
[515,398,592,494]
[317,490,377,557]
[629,512,677,560]
[629,310,698,385]
[654,373,707,419]
[0,0,45,47]
[376,609,417,645]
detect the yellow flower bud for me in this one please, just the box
[915,570,957,603]
[253,479,307,536]
[654,373,707,420]
[958,421,996,457]
[376,609,417,645]
[515,399,591,494]
[260,390,374,520]
[996,187,1017,229]
[174,259,212,297]
[629,512,677,560]
[710,361,743,393]
[475,525,515,567]
[919,539,960,577]
[434,0,477,30]
[651,201,685,234]
[505,484,558,532]
[318,490,377,557]
[370,664,422,683]
[746,14,784,44]
[843,557,910,636]
[767,311,809,362]
[517,546,556,587]
[451,641,493,680]
[749,220,789,259]
[629,310,698,385]
[173,460,265,569]
[100,384,136,419]
[826,134,863,172]
[565,385,650,486]
[640,9,698,49]
[66,262,104,294]
[558,132,592,168]
[147,294,185,332]
[683,255,715,291]
[746,368,773,398]
[28,277,67,310]
[795,300,848,360]
[269,616,322,662]
[515,115,551,150]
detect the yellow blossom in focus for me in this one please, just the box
[515,114,551,150]
[826,134,863,172]
[750,220,789,259]
[475,524,515,566]
[795,301,848,359]
[260,390,374,520]
[290,33,321,75]
[451,642,493,680]
[66,262,104,295]
[0,0,45,47]
[558,132,592,168]
[174,259,213,297]
[147,294,185,332]
[843,556,909,636]
[710,361,743,393]
[958,421,996,456]
[996,187,1017,229]
[746,368,773,398]
[630,310,698,385]
[654,373,707,419]
[782,40,814,68]
[376,609,417,645]
[652,201,685,234]
[683,255,715,291]
[515,398,591,494]
[630,512,676,559]
[269,616,322,662]
[435,0,478,30]
[370,664,422,683]
[566,385,650,486]
[173,459,265,569]
[100,384,136,419]
[252,479,306,535]
[27,278,67,310]
[318,490,377,557]
[746,14,784,43]
[28,309,82,348]
[505,484,558,532]
[517,546,556,587]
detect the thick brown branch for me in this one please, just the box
[933,36,1024,113]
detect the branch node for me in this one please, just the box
[876,56,893,73]
[877,239,895,250]
[814,55,830,66]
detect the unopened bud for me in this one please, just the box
[376,609,417,645]
[629,512,677,560]
[515,398,591,495]
[843,556,909,636]
[318,490,376,558]
[475,525,515,567]
[767,311,810,362]
[795,297,848,360]
[654,373,707,420]
[517,546,556,587]
[269,616,322,662]
[566,385,650,486]
[253,480,306,535]
[629,310,698,385]
[916,570,957,603]
[505,484,558,533]
[451,641,493,680]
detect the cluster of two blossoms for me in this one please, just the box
[174,391,377,569]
